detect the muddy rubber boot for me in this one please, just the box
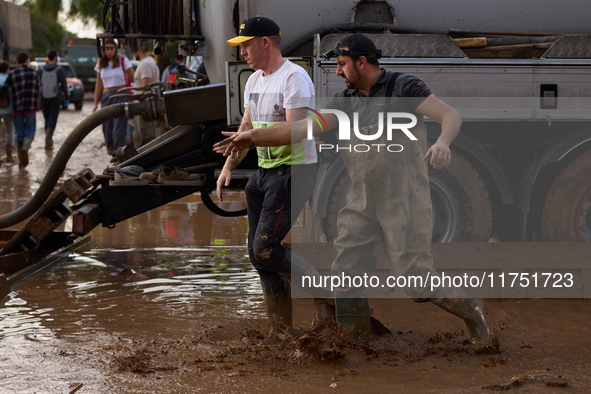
[45,129,54,150]
[5,146,13,163]
[311,298,336,330]
[18,138,32,168]
[335,297,371,346]
[431,297,498,354]
[260,273,292,327]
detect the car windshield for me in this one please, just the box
[61,65,75,78]
[61,46,98,63]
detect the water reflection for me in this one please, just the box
[0,125,263,391]
[1,246,263,341]
[92,193,248,248]
[1,189,253,339]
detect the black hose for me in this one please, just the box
[0,103,141,229]
[200,191,247,217]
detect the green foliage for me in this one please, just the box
[23,0,67,58]
[33,0,62,19]
[68,0,104,27]
[18,0,103,58]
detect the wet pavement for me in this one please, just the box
[1,103,591,393]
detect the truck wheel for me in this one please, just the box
[75,101,83,110]
[322,149,492,243]
[539,150,591,241]
[429,151,492,242]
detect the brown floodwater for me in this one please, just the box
[1,107,591,393]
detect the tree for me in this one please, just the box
[21,0,67,58]
[68,0,104,27]
[34,0,62,20]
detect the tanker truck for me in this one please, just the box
[3,0,591,279]
[0,0,32,67]
[99,0,591,243]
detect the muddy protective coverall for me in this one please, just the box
[325,70,441,299]
[324,71,494,350]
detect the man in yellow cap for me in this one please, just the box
[217,17,334,332]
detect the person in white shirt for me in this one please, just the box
[217,17,333,332]
[93,38,134,155]
[132,39,160,148]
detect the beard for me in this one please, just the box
[343,65,361,89]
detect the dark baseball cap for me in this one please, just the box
[227,17,281,46]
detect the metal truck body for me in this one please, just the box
[0,0,32,67]
[302,33,591,243]
[200,0,591,83]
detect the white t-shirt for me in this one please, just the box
[94,56,133,88]
[243,60,316,167]
[134,56,159,86]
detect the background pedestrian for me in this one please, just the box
[93,38,134,156]
[39,50,68,149]
[0,52,39,168]
[0,60,14,163]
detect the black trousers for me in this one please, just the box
[41,96,61,130]
[245,164,330,299]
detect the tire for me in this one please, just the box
[75,101,83,110]
[539,150,591,241]
[429,151,492,242]
[322,149,492,243]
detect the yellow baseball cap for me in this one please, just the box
[227,17,281,46]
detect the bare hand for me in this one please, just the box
[213,131,254,157]
[92,104,98,113]
[424,141,451,170]
[216,169,232,202]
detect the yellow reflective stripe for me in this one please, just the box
[252,122,305,168]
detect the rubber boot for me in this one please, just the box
[5,146,13,163]
[431,297,498,354]
[20,137,33,168]
[259,272,292,327]
[335,297,371,346]
[311,298,336,330]
[45,129,54,150]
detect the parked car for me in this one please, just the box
[60,44,98,92]
[30,59,84,110]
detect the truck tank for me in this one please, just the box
[111,0,591,83]
[92,0,591,243]
[199,0,591,70]
[0,0,32,67]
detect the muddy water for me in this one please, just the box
[0,243,263,393]
[2,107,591,393]
[0,106,261,392]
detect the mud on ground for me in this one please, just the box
[1,100,589,393]
[89,298,590,393]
